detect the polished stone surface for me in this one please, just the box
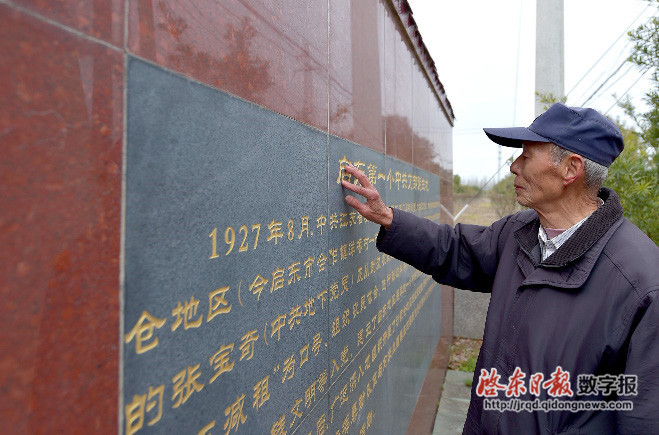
[329,0,386,153]
[125,57,444,433]
[0,0,454,432]
[125,57,328,434]
[413,60,432,171]
[128,0,329,131]
[327,148,444,433]
[0,5,122,432]
[383,4,413,164]
[14,0,124,46]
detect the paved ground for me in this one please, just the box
[432,370,474,435]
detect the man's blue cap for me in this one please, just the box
[483,103,624,167]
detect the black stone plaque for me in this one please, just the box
[124,57,443,435]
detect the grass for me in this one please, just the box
[453,195,501,226]
[458,356,478,372]
[448,337,482,372]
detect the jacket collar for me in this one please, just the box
[514,187,624,288]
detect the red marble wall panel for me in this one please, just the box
[0,6,122,432]
[12,0,124,47]
[412,61,432,172]
[329,0,386,153]
[129,0,329,131]
[383,5,413,164]
[429,96,454,176]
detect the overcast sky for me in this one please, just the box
[410,0,655,183]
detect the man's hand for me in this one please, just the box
[341,164,394,229]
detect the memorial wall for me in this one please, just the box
[1,0,454,433]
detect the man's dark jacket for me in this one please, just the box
[376,188,658,434]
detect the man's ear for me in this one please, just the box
[563,154,585,186]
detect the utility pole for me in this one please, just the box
[535,0,565,116]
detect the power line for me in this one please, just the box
[565,4,651,98]
[568,41,633,105]
[598,63,636,97]
[580,60,627,106]
[451,150,519,223]
[604,68,650,115]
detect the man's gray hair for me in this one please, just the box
[550,144,608,190]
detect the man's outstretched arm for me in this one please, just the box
[341,163,503,292]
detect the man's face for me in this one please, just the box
[509,142,564,209]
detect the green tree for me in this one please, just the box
[453,174,480,196]
[489,173,522,218]
[608,0,659,242]
[605,127,658,241]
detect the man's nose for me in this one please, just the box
[510,157,520,175]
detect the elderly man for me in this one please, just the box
[341,103,658,434]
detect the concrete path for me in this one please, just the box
[431,370,474,435]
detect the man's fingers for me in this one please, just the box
[343,164,372,189]
[344,195,363,212]
[341,179,368,197]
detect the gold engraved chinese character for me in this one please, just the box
[329,214,339,230]
[287,261,301,285]
[125,311,166,354]
[317,370,327,393]
[249,275,268,302]
[239,330,259,361]
[367,164,377,186]
[316,413,327,435]
[342,414,350,434]
[282,354,295,383]
[271,267,285,293]
[312,332,322,356]
[328,248,338,265]
[305,381,316,408]
[330,359,340,378]
[267,220,284,245]
[316,215,326,235]
[317,289,327,310]
[342,309,350,328]
[252,376,270,410]
[316,252,327,272]
[299,344,309,367]
[288,305,302,330]
[303,297,316,316]
[125,393,146,435]
[209,344,234,384]
[339,213,348,228]
[146,384,164,426]
[329,282,339,301]
[223,393,247,434]
[271,414,286,435]
[336,155,352,184]
[171,296,203,331]
[197,421,215,435]
[207,287,231,323]
[290,398,303,427]
[298,216,310,238]
[303,256,314,278]
[172,364,204,408]
[331,317,340,337]
[341,346,349,365]
[271,314,286,341]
